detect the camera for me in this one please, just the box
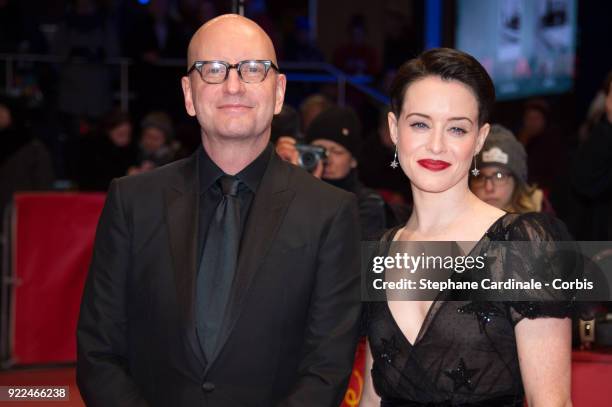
[295,144,327,173]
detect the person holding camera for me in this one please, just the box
[277,106,392,239]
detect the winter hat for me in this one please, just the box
[140,111,174,142]
[305,106,362,157]
[477,124,527,184]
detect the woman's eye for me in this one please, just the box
[450,127,467,135]
[410,122,429,130]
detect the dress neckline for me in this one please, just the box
[384,212,512,348]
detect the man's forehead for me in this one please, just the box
[188,15,277,65]
[191,43,275,62]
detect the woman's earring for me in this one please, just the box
[471,156,480,176]
[390,146,399,169]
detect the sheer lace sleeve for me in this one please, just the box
[501,213,579,325]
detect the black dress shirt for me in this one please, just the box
[197,143,272,261]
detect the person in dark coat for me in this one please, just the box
[572,71,612,240]
[77,15,361,407]
[77,109,137,191]
[0,96,54,216]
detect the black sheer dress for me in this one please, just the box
[366,212,574,407]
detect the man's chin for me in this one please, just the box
[216,126,263,140]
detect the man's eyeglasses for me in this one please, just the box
[470,171,513,187]
[187,60,279,84]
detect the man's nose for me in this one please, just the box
[223,68,244,94]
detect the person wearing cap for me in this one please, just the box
[304,106,394,239]
[129,111,176,174]
[470,124,553,214]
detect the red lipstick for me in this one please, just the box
[417,159,451,171]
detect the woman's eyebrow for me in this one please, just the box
[405,113,431,119]
[448,116,473,124]
[405,113,473,125]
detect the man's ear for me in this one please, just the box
[475,122,491,154]
[181,76,196,117]
[388,111,399,145]
[274,74,287,115]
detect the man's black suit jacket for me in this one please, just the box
[76,150,362,407]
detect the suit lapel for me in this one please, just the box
[205,154,295,371]
[164,154,207,368]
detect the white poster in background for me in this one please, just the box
[498,0,522,61]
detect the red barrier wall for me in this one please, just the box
[11,193,105,365]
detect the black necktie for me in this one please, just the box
[196,175,241,359]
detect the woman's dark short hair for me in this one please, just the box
[389,47,495,126]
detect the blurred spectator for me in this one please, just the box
[172,117,202,160]
[52,0,119,121]
[272,105,303,177]
[299,94,332,132]
[0,96,55,216]
[129,111,176,174]
[332,14,380,76]
[572,71,612,240]
[380,9,420,95]
[470,124,553,214]
[271,105,301,143]
[126,0,189,117]
[578,72,611,144]
[125,0,187,61]
[77,108,137,191]
[283,16,324,63]
[382,9,419,73]
[516,98,568,192]
[245,0,282,59]
[304,106,396,239]
[359,107,412,205]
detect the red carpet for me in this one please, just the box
[0,352,609,406]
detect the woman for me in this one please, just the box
[469,124,553,214]
[360,48,572,406]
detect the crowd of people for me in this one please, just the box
[3,69,612,242]
[3,1,610,244]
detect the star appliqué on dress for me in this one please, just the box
[379,336,400,364]
[445,358,479,392]
[457,302,504,333]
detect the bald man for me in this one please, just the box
[77,14,361,407]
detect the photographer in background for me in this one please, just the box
[277,106,393,239]
[572,70,612,240]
